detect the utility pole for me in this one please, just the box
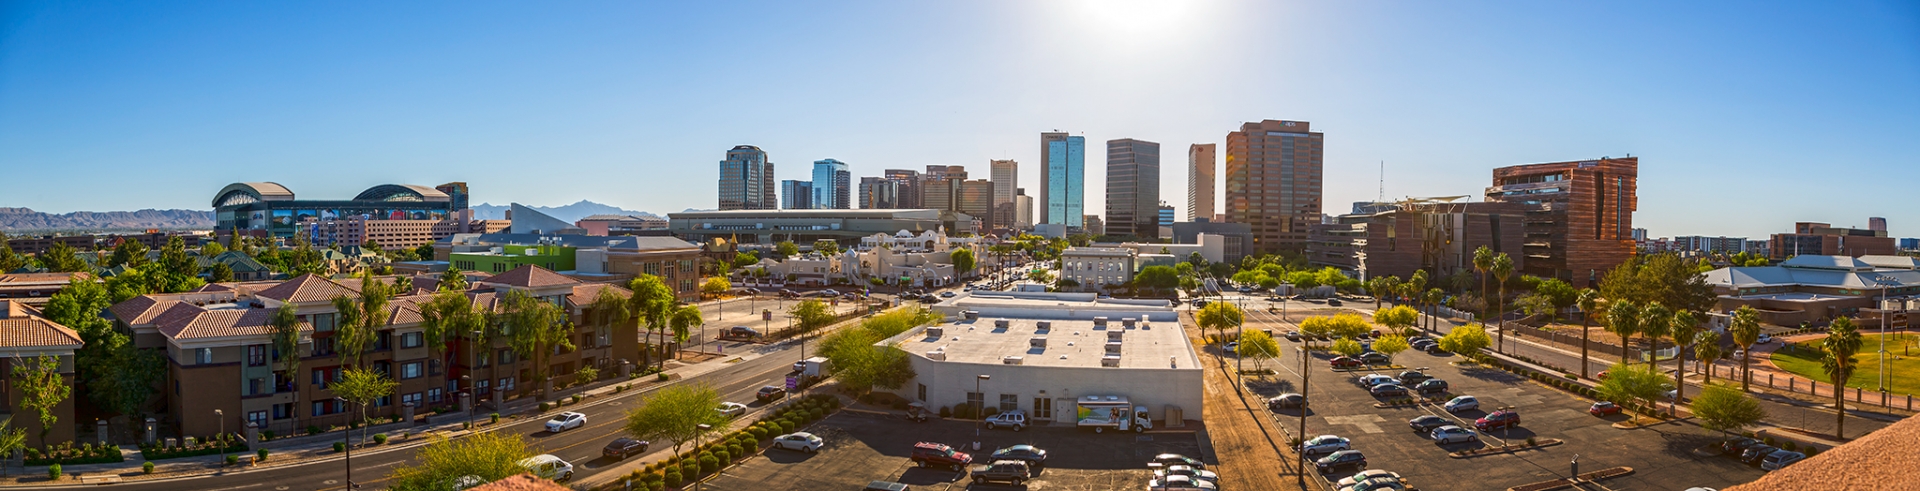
[1296,346,1309,488]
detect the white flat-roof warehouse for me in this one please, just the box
[879,291,1203,427]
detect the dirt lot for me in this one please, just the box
[705,411,1202,491]
[1184,310,1315,491]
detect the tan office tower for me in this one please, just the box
[1188,144,1215,223]
[991,159,1017,231]
[958,179,996,229]
[1225,120,1323,254]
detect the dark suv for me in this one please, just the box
[970,460,1032,486]
[910,442,973,471]
[756,385,787,403]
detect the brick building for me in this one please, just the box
[1769,221,1896,260]
[1307,200,1528,281]
[0,300,83,445]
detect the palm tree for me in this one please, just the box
[1406,270,1428,326]
[1729,306,1762,392]
[1575,289,1600,378]
[625,275,676,370]
[1606,300,1641,365]
[1667,310,1699,414]
[1423,288,1444,334]
[1694,331,1723,384]
[1490,253,1513,353]
[1472,246,1494,321]
[1821,316,1862,439]
[1640,302,1672,368]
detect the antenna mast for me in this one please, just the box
[1378,161,1385,203]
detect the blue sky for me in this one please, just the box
[2,1,1916,238]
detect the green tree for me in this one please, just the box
[1372,334,1410,365]
[207,262,234,283]
[0,416,25,470]
[1373,305,1419,335]
[44,277,158,419]
[331,270,393,368]
[1639,302,1672,367]
[1728,305,1762,392]
[626,274,677,369]
[819,310,928,393]
[790,299,835,333]
[1668,310,1700,407]
[1406,270,1430,329]
[1606,300,1642,365]
[1366,275,1400,310]
[1134,265,1179,290]
[1821,316,1863,438]
[812,239,840,256]
[1594,362,1666,418]
[500,289,571,397]
[1471,245,1494,311]
[1490,253,1513,352]
[1331,337,1364,359]
[668,304,703,359]
[1694,330,1723,384]
[12,354,70,446]
[622,383,728,456]
[1535,278,1577,322]
[419,290,484,385]
[1598,253,1717,315]
[733,252,759,269]
[0,234,23,273]
[1576,289,1601,378]
[269,303,304,401]
[701,277,732,298]
[1236,329,1282,371]
[950,248,976,279]
[1422,288,1444,333]
[774,241,800,259]
[107,239,150,269]
[159,236,198,282]
[386,430,535,491]
[41,242,90,273]
[332,367,398,445]
[1691,383,1766,438]
[1195,302,1243,344]
[1438,323,1492,359]
[438,266,469,292]
[201,240,227,258]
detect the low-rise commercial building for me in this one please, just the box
[575,215,667,236]
[1770,221,1896,260]
[1170,219,1252,264]
[437,234,704,300]
[1701,255,1920,326]
[1059,247,1138,291]
[668,209,953,246]
[880,291,1201,427]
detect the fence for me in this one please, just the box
[1503,323,1648,362]
[1697,362,1916,412]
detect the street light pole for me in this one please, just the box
[694,423,713,491]
[470,329,482,425]
[1296,346,1309,488]
[976,374,991,416]
[214,409,224,467]
[335,397,357,489]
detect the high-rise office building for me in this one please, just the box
[1041,132,1086,228]
[1224,120,1323,253]
[991,159,1018,231]
[1083,215,1104,237]
[920,165,967,211]
[1485,157,1639,286]
[1188,144,1215,223]
[1015,190,1034,230]
[811,159,851,209]
[858,177,898,209]
[958,180,996,229]
[1158,202,1175,228]
[718,145,776,210]
[884,169,922,209]
[780,180,813,210]
[1870,217,1888,232]
[1105,138,1161,238]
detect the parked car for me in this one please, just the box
[1337,470,1404,491]
[989,444,1048,469]
[1328,299,1344,307]
[1414,379,1449,394]
[939,291,957,298]
[1757,333,1774,344]
[602,438,650,460]
[1358,374,1400,387]
[1588,401,1622,417]
[984,410,1029,431]
[970,460,1032,485]
[863,481,910,491]
[1148,453,1207,470]
[1268,393,1307,410]
[1740,444,1780,465]
[518,454,574,481]
[1720,437,1763,455]
[1149,475,1220,491]
[911,442,973,470]
[1760,450,1806,470]
[1330,357,1364,369]
[1475,410,1521,431]
[1430,425,1478,444]
[1300,435,1352,455]
[1315,450,1367,473]
[545,412,586,433]
[720,326,761,340]
[1408,415,1451,433]
[756,385,788,403]
[1370,384,1409,397]
[1285,331,1303,342]
[1444,396,1479,413]
[717,402,749,418]
[779,289,801,298]
[1359,352,1391,365]
[1424,343,1448,354]
[1155,465,1219,484]
[773,432,824,453]
[1398,370,1432,383]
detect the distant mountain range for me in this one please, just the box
[0,207,214,232]
[470,201,663,223]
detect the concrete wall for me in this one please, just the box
[890,356,1203,426]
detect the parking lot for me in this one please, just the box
[1242,317,1772,491]
[706,410,1205,490]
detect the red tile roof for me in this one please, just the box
[566,283,631,308]
[254,274,359,303]
[0,302,84,349]
[154,306,312,340]
[109,296,181,326]
[480,266,579,288]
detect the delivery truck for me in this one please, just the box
[1075,395,1152,433]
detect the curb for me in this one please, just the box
[1447,438,1563,458]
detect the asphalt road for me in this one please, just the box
[23,331,832,491]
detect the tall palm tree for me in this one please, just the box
[1822,316,1862,439]
[1575,289,1600,378]
[1406,270,1428,325]
[1694,331,1723,384]
[1667,310,1699,413]
[1472,246,1495,321]
[1423,288,1444,334]
[1639,302,1672,368]
[1490,253,1513,353]
[1729,306,1762,392]
[1606,300,1641,365]
[626,275,676,370]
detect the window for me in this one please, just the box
[1033,397,1053,419]
[375,395,392,407]
[312,367,340,389]
[374,332,391,351]
[917,384,926,402]
[402,362,423,379]
[999,394,1018,412]
[499,377,515,391]
[402,392,421,407]
[272,403,295,420]
[314,337,337,357]
[401,332,423,349]
[197,348,214,365]
[248,378,266,396]
[477,379,491,397]
[428,388,444,404]
[247,410,268,429]
[247,345,267,366]
[498,349,515,365]
[428,359,441,375]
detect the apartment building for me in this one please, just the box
[1484,157,1638,287]
[0,300,83,445]
[109,267,639,439]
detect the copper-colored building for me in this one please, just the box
[1225,120,1323,254]
[1484,157,1638,287]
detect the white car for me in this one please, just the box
[772,432,824,453]
[718,402,749,418]
[1357,374,1400,387]
[1337,470,1403,489]
[1149,475,1219,491]
[545,412,586,433]
[1757,333,1774,344]
[517,454,574,481]
[1154,465,1219,483]
[1430,425,1477,444]
[984,409,1029,431]
[1299,435,1351,455]
[1444,396,1479,413]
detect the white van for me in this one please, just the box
[518,454,574,481]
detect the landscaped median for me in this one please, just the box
[598,394,843,491]
[1446,437,1563,458]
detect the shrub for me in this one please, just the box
[48,464,60,480]
[1806,447,1820,456]
[143,461,155,474]
[1782,441,1798,451]
[699,454,720,474]
[226,454,239,466]
[939,406,952,418]
[747,426,768,440]
[308,425,323,435]
[348,421,359,430]
[982,406,1001,417]
[1526,437,1537,446]
[334,442,346,453]
[463,421,472,430]
[261,430,275,441]
[779,420,795,433]
[727,443,744,460]
[491,413,501,424]
[539,402,551,412]
[573,395,583,404]
[662,468,682,488]
[657,372,671,382]
[1763,436,1777,445]
[713,449,731,464]
[257,448,269,462]
[372,433,387,445]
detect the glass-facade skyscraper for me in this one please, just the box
[718,145,775,210]
[1042,133,1085,228]
[811,159,851,209]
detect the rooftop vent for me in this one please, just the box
[1106,330,1124,341]
[926,326,944,338]
[1122,317,1137,328]
[1105,341,1124,354]
[1002,356,1024,365]
[1030,337,1048,348]
[963,310,979,320]
[927,349,947,361]
[1101,355,1122,367]
[994,319,1009,328]
[1093,316,1108,327]
[1036,321,1051,330]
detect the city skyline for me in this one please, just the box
[0,1,1916,239]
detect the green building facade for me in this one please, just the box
[450,244,576,273]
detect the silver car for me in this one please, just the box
[1430,425,1477,444]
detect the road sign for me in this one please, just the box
[763,310,773,321]
[786,376,799,390]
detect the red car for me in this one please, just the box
[1475,410,1521,431]
[1329,357,1363,369]
[1588,402,1621,417]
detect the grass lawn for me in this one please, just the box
[1770,333,1920,396]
